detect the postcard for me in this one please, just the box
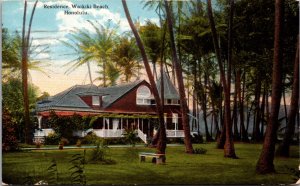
[2,0,299,185]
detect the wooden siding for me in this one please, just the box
[79,96,102,109]
[105,81,156,113]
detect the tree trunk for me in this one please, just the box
[87,62,93,84]
[256,0,284,174]
[192,60,198,132]
[238,69,248,141]
[164,0,193,153]
[252,75,262,142]
[260,85,267,138]
[122,0,166,154]
[22,0,38,144]
[103,58,107,87]
[232,70,240,140]
[207,0,237,158]
[276,35,299,157]
[204,73,213,141]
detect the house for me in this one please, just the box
[34,73,186,143]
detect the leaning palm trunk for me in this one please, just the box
[256,0,284,174]
[87,61,93,84]
[164,0,193,153]
[276,35,299,157]
[207,0,237,158]
[21,0,38,144]
[122,0,167,154]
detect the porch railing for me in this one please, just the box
[93,129,124,138]
[34,128,55,137]
[166,130,185,137]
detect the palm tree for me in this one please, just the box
[206,0,237,158]
[62,21,117,86]
[122,0,167,154]
[164,0,193,153]
[62,28,95,84]
[276,36,299,157]
[2,29,50,81]
[111,35,141,82]
[140,21,162,80]
[256,0,284,174]
[21,0,38,144]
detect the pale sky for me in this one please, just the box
[3,0,160,95]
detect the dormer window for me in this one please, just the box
[136,85,152,105]
[92,96,100,106]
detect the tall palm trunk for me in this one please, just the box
[252,75,262,142]
[239,70,248,141]
[207,0,237,158]
[103,58,107,87]
[22,0,38,144]
[164,0,193,153]
[122,0,166,154]
[256,0,284,174]
[276,35,299,157]
[232,70,240,140]
[204,73,213,141]
[87,61,93,84]
[260,85,267,137]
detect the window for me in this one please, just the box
[171,99,180,105]
[137,98,151,105]
[137,85,151,98]
[172,113,178,124]
[136,85,152,105]
[92,96,100,106]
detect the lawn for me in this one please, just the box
[3,143,299,185]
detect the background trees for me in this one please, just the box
[2,0,298,174]
[112,35,141,82]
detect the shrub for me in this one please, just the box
[123,128,138,147]
[35,142,42,148]
[44,132,60,145]
[58,142,64,150]
[82,132,99,144]
[2,108,19,152]
[69,151,86,185]
[89,139,115,164]
[193,147,207,154]
[47,159,58,185]
[76,139,82,147]
[60,137,69,146]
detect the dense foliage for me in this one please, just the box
[2,108,19,152]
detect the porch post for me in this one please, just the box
[148,119,150,136]
[138,118,140,129]
[38,116,42,129]
[102,117,105,129]
[121,118,123,129]
[107,118,110,130]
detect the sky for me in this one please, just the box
[3,0,160,95]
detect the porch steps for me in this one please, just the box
[137,129,147,144]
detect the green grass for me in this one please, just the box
[3,143,299,185]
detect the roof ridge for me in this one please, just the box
[53,85,78,106]
[102,80,143,89]
[103,80,145,108]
